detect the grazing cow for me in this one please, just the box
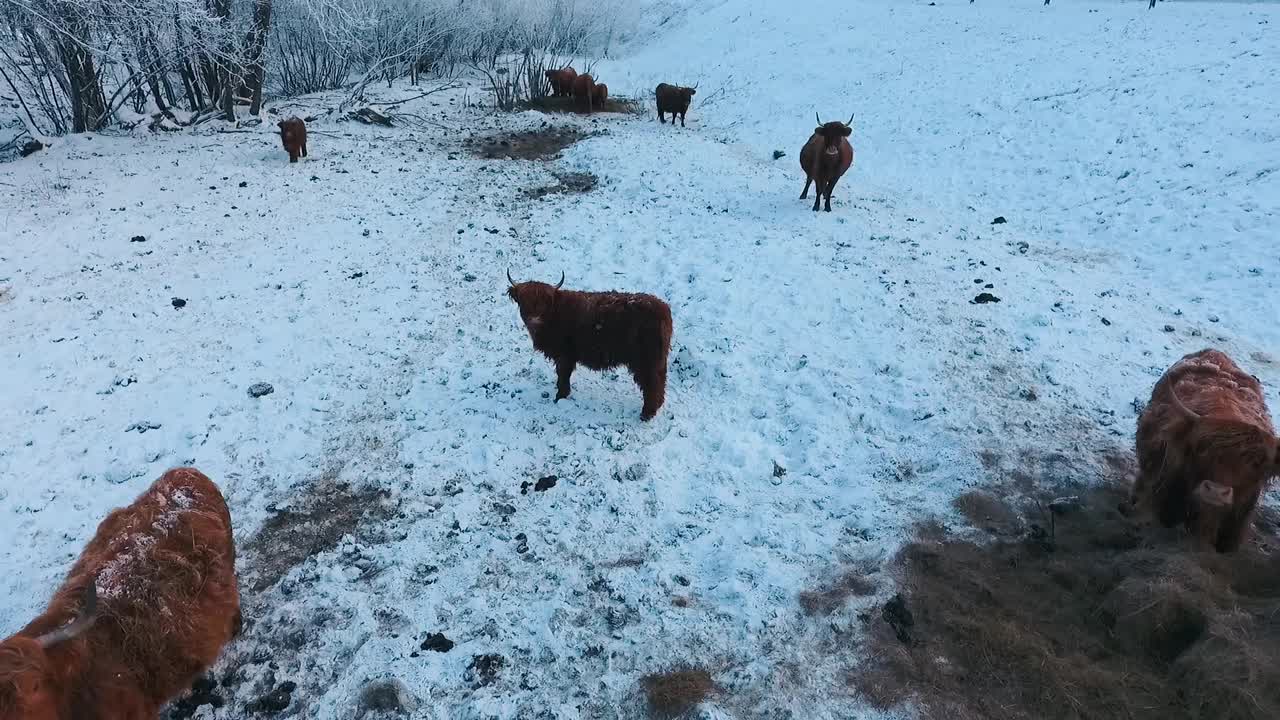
[572,74,598,114]
[277,116,307,163]
[654,83,696,127]
[545,66,578,98]
[592,82,609,109]
[0,468,241,719]
[507,270,673,421]
[800,113,855,212]
[1132,349,1280,552]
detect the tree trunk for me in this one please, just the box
[244,0,273,115]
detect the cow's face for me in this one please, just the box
[680,87,696,106]
[507,282,558,341]
[813,121,851,154]
[1185,420,1277,493]
[0,640,56,720]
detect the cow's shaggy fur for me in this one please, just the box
[592,82,609,108]
[800,116,855,212]
[0,468,240,719]
[1133,349,1280,552]
[508,275,673,421]
[277,116,307,163]
[655,83,696,127]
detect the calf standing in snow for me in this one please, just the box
[1132,349,1280,552]
[800,113,855,212]
[277,116,307,163]
[655,83,696,127]
[507,270,673,421]
[591,82,609,110]
[0,467,241,719]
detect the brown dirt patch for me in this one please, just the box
[242,467,394,592]
[799,570,878,616]
[519,95,644,116]
[467,125,596,161]
[641,667,717,719]
[851,479,1280,720]
[523,170,598,199]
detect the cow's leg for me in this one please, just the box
[680,112,686,127]
[824,177,838,212]
[658,110,665,123]
[301,141,307,158]
[289,149,298,163]
[812,180,824,211]
[555,357,575,401]
[637,364,667,421]
[800,177,812,199]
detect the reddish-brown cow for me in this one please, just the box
[1133,349,1280,552]
[277,116,307,163]
[545,66,578,98]
[572,74,598,114]
[0,468,241,720]
[800,113,855,212]
[507,270,673,421]
[591,82,609,109]
[655,83,696,127]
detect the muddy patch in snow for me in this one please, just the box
[523,170,598,199]
[850,456,1280,720]
[467,125,597,160]
[518,95,645,116]
[241,467,395,593]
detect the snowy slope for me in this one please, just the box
[2,1,1279,719]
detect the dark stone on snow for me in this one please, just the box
[991,216,1007,224]
[171,297,186,309]
[772,150,786,160]
[131,235,146,243]
[420,633,454,652]
[534,475,557,492]
[971,292,1001,304]
[248,383,274,398]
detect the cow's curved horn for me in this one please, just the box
[555,271,565,289]
[846,113,854,126]
[815,112,822,125]
[1168,384,1200,422]
[36,580,98,649]
[507,268,517,287]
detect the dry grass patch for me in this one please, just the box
[641,667,716,719]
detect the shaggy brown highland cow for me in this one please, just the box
[655,83,696,127]
[545,66,578,97]
[1133,349,1280,552]
[507,270,673,421]
[592,82,609,109]
[800,113,855,212]
[0,467,240,720]
[572,74,598,114]
[277,116,307,163]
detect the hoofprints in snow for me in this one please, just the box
[1,1,1277,718]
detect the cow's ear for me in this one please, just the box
[841,126,852,137]
[688,89,696,96]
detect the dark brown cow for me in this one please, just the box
[545,66,578,98]
[507,270,673,421]
[655,83,696,127]
[591,82,609,109]
[277,116,307,163]
[1133,349,1280,552]
[572,74,598,114]
[799,113,855,212]
[0,468,240,720]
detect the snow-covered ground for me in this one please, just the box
[2,1,1278,718]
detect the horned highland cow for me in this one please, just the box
[277,116,307,163]
[545,66,578,98]
[1132,349,1280,552]
[572,74,598,114]
[655,83,696,127]
[0,467,241,720]
[800,113,855,212]
[507,270,673,421]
